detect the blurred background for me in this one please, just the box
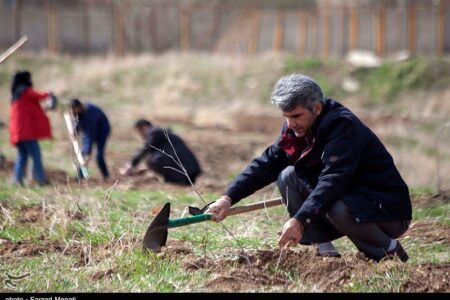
[1,0,449,56]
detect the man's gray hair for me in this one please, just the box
[271,74,325,112]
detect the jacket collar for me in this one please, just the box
[310,98,331,136]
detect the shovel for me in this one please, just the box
[143,197,283,251]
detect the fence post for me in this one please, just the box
[322,10,330,58]
[408,2,417,55]
[46,0,58,54]
[298,11,307,56]
[349,6,358,50]
[179,4,191,51]
[273,9,285,52]
[114,0,128,55]
[437,0,446,57]
[14,0,22,40]
[375,1,386,57]
[196,3,223,51]
[82,0,90,54]
[248,7,261,54]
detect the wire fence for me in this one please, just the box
[0,0,449,57]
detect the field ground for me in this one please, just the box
[0,53,449,292]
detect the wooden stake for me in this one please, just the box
[0,36,28,65]
[63,112,89,179]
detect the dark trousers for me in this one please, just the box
[14,140,48,185]
[96,134,109,178]
[146,156,199,186]
[277,166,410,261]
[78,135,109,179]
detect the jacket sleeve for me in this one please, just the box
[130,129,165,167]
[224,143,290,205]
[294,117,365,226]
[27,89,50,102]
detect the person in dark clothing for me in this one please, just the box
[70,99,111,181]
[206,74,412,262]
[119,119,201,186]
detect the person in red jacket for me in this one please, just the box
[9,71,56,186]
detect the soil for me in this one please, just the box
[0,237,80,258]
[159,244,450,292]
[402,220,450,245]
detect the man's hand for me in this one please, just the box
[204,195,232,222]
[278,218,304,249]
[119,163,134,176]
[83,154,91,166]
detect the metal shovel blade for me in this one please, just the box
[143,202,170,252]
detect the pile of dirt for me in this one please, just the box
[157,237,449,292]
[401,263,450,292]
[0,234,141,269]
[18,205,45,223]
[162,246,449,292]
[177,248,365,292]
[3,204,85,225]
[204,269,288,292]
[0,237,80,258]
[412,192,450,208]
[402,221,450,245]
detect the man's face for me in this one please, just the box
[135,126,147,140]
[282,103,322,138]
[72,106,83,116]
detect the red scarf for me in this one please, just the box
[278,129,314,162]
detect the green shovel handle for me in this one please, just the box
[167,213,212,228]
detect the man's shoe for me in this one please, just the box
[316,248,341,258]
[38,180,51,187]
[386,241,409,262]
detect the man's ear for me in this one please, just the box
[314,102,323,115]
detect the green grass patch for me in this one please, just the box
[353,57,450,103]
[0,226,44,242]
[413,203,450,225]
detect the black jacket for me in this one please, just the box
[225,99,412,227]
[130,126,201,182]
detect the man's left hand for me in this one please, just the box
[278,218,304,249]
[83,154,91,165]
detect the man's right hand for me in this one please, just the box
[119,163,133,176]
[205,195,232,222]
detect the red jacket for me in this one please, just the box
[9,88,52,145]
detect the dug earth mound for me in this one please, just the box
[158,241,450,292]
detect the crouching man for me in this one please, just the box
[206,74,412,262]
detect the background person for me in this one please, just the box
[119,119,201,186]
[70,99,111,181]
[9,70,57,186]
